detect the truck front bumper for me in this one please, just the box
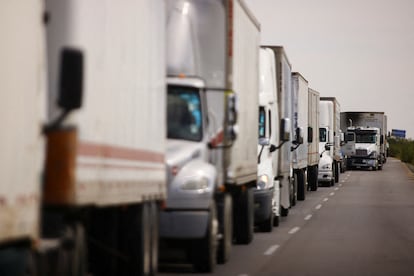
[254,188,273,224]
[318,170,333,182]
[159,209,209,239]
[348,157,377,168]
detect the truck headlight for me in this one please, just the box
[257,174,269,190]
[321,163,331,170]
[369,151,377,158]
[180,177,209,191]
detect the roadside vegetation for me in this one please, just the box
[388,138,414,165]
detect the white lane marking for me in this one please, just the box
[341,180,346,183]
[334,187,339,191]
[330,192,335,196]
[288,227,300,234]
[264,244,280,256]
[238,274,249,276]
[323,198,329,202]
[304,214,313,220]
[315,204,322,210]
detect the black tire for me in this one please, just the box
[296,169,306,201]
[193,204,217,273]
[259,209,273,233]
[233,188,254,244]
[127,203,151,276]
[118,203,152,276]
[73,223,87,276]
[273,215,280,227]
[309,166,318,191]
[281,207,289,217]
[217,194,232,264]
[149,202,159,275]
[334,162,339,183]
[291,177,297,207]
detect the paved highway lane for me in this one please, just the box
[159,158,414,276]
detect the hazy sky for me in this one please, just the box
[244,0,414,138]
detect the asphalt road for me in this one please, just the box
[159,158,414,276]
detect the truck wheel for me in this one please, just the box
[310,166,318,191]
[72,223,87,276]
[296,169,306,201]
[334,162,339,183]
[291,177,297,207]
[233,188,254,244]
[121,203,152,276]
[281,207,289,217]
[273,215,280,227]
[193,204,217,272]
[149,202,159,275]
[217,194,232,264]
[259,208,273,233]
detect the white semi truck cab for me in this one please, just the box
[160,0,260,272]
[344,127,382,170]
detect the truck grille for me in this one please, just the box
[356,149,368,156]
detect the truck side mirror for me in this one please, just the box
[58,48,84,111]
[294,127,303,145]
[280,118,290,142]
[307,126,313,143]
[325,144,331,151]
[227,94,237,125]
[380,135,384,145]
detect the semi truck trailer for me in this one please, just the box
[160,0,260,271]
[291,72,308,201]
[318,97,341,186]
[1,1,167,275]
[307,88,320,191]
[255,48,290,232]
[261,46,296,215]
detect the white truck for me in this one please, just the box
[160,0,259,271]
[340,112,388,170]
[1,1,167,275]
[291,72,308,201]
[307,88,320,191]
[318,97,341,186]
[255,48,290,232]
[261,46,295,215]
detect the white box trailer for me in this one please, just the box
[254,47,289,232]
[261,46,294,215]
[162,0,259,271]
[307,88,320,191]
[319,97,341,185]
[43,1,167,275]
[291,72,308,201]
[0,1,46,273]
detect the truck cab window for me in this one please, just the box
[167,86,203,142]
[356,132,376,143]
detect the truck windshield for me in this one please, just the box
[167,86,203,142]
[319,128,327,142]
[355,133,376,143]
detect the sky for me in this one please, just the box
[244,0,414,139]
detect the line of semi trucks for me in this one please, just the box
[0,0,388,275]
